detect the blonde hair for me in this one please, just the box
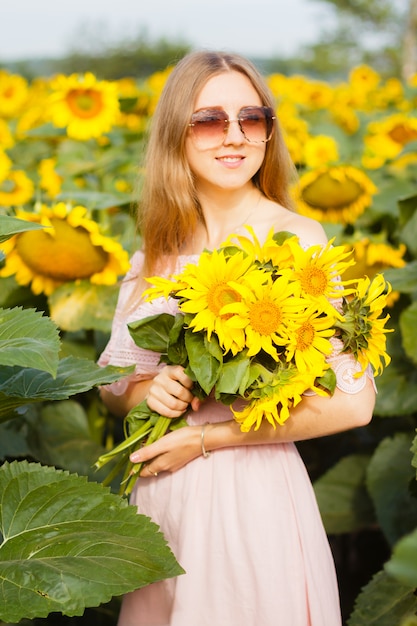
[138,50,296,276]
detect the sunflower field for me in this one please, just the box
[0,63,417,625]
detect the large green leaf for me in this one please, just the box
[49,281,120,332]
[385,528,417,587]
[0,215,45,244]
[348,569,417,626]
[313,454,375,534]
[366,433,417,546]
[0,357,134,421]
[0,461,183,621]
[0,307,60,376]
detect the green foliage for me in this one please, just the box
[0,461,183,622]
[348,570,417,625]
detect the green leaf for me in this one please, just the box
[348,569,417,626]
[128,313,175,353]
[49,281,120,332]
[215,355,251,396]
[383,262,417,294]
[400,302,417,365]
[386,528,417,587]
[313,454,375,534]
[374,362,417,417]
[184,330,220,395]
[56,190,132,210]
[366,433,417,546]
[0,461,183,621]
[0,307,60,376]
[0,215,45,244]
[0,357,134,421]
[26,400,110,481]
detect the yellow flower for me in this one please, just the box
[222,272,304,361]
[0,203,130,295]
[342,237,406,306]
[232,363,318,430]
[173,249,256,354]
[294,165,378,224]
[362,134,401,169]
[287,237,355,306]
[303,135,339,168]
[0,149,12,182]
[337,274,392,375]
[284,307,335,374]
[0,119,15,149]
[349,65,381,93]
[367,114,417,152]
[48,72,120,140]
[0,170,34,206]
[331,103,360,135]
[38,158,63,198]
[0,70,29,118]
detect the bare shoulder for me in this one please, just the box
[255,200,328,246]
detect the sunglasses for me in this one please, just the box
[188,106,276,147]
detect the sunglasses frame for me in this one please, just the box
[188,105,276,146]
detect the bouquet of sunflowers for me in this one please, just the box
[96,228,392,495]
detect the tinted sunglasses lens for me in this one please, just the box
[190,111,226,145]
[239,107,273,142]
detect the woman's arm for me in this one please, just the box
[130,375,376,475]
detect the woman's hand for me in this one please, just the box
[146,364,200,418]
[132,425,202,476]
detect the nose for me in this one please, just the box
[223,119,245,144]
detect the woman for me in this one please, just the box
[99,50,376,626]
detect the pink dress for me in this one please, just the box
[99,251,373,626]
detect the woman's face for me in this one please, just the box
[185,71,267,195]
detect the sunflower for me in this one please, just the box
[172,248,256,354]
[48,72,120,140]
[0,170,34,206]
[284,307,335,374]
[303,135,339,168]
[0,202,130,295]
[0,149,12,181]
[342,237,406,306]
[232,363,319,431]
[294,165,378,224]
[287,237,355,308]
[336,274,392,375]
[0,119,15,149]
[222,272,305,361]
[38,158,63,198]
[0,70,29,118]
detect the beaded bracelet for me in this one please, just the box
[200,422,211,458]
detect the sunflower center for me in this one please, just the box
[206,282,240,316]
[296,322,315,350]
[300,266,327,297]
[16,218,108,281]
[388,124,417,146]
[249,300,282,335]
[302,172,362,209]
[66,89,104,119]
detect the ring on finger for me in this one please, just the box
[147,466,158,477]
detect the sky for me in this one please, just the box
[1,0,333,61]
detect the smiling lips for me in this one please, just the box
[216,155,245,167]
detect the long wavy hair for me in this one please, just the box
[138,50,296,277]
